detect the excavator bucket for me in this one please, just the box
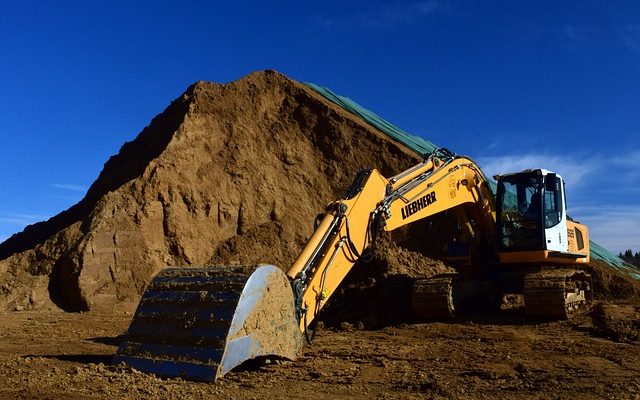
[113,264,304,382]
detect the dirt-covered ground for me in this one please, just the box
[1,300,638,400]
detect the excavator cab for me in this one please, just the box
[495,169,588,263]
[496,170,547,252]
[494,169,591,319]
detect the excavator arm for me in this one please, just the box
[286,149,498,332]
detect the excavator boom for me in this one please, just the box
[287,149,498,333]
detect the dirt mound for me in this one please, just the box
[590,302,640,343]
[583,260,640,301]
[0,70,421,312]
[322,238,454,328]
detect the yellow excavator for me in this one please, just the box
[113,148,591,382]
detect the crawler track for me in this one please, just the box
[412,276,455,319]
[523,269,592,319]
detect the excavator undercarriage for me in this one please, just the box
[412,267,592,320]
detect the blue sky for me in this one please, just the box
[1,1,639,253]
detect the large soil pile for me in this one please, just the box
[0,70,425,312]
[2,70,639,319]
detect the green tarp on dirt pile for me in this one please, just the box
[306,83,438,156]
[306,82,639,280]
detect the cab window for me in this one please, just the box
[543,176,563,228]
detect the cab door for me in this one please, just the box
[543,173,568,252]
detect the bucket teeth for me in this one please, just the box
[113,265,304,382]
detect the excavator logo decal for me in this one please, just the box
[401,191,437,220]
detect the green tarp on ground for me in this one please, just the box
[306,82,639,280]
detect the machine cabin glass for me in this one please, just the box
[496,173,544,251]
[543,173,563,229]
